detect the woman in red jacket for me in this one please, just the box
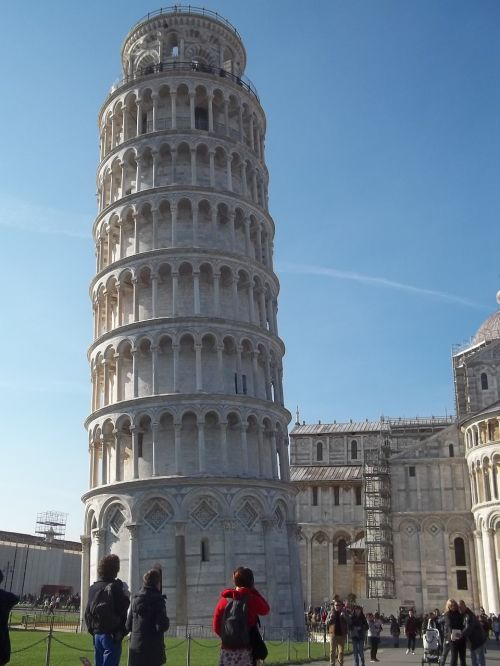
[213,566,270,666]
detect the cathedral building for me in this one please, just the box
[80,7,303,630]
[290,300,500,615]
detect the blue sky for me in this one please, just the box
[1,0,499,540]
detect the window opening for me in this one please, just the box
[316,441,323,461]
[312,486,318,506]
[449,443,454,458]
[456,570,468,590]
[242,374,247,395]
[454,537,466,566]
[351,439,358,460]
[201,538,209,562]
[234,373,238,394]
[138,432,143,458]
[195,107,209,131]
[408,466,416,478]
[355,487,362,506]
[334,486,340,506]
[338,539,347,565]
[172,45,179,57]
[481,373,488,390]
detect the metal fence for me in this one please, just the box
[9,617,331,666]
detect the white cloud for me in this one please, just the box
[278,261,483,309]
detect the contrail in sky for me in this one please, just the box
[277,261,484,309]
[0,197,90,239]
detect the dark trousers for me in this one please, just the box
[449,638,466,666]
[407,634,416,651]
[369,636,380,660]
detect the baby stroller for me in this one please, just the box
[421,627,441,664]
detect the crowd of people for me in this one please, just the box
[308,596,498,666]
[15,591,81,612]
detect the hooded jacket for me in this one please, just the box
[126,585,169,666]
[212,587,270,648]
[461,608,487,650]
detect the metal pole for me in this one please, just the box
[10,544,18,591]
[287,633,291,662]
[307,631,311,659]
[44,616,54,666]
[186,632,191,666]
[20,545,30,598]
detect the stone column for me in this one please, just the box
[240,423,249,474]
[174,423,182,475]
[93,528,107,562]
[209,150,215,187]
[195,343,203,391]
[189,92,196,129]
[467,536,480,611]
[251,351,259,398]
[223,99,229,135]
[170,91,177,129]
[151,345,158,395]
[152,421,159,476]
[257,426,265,477]
[262,517,277,621]
[171,272,178,316]
[131,426,139,479]
[220,421,229,472]
[270,430,279,479]
[171,149,177,184]
[80,535,91,625]
[198,418,206,473]
[101,437,108,484]
[152,93,158,131]
[131,348,138,397]
[113,430,121,482]
[474,530,487,611]
[226,155,233,190]
[208,94,214,132]
[192,204,199,246]
[482,528,500,613]
[151,206,159,250]
[223,520,237,585]
[126,523,140,594]
[175,522,188,624]
[151,275,158,318]
[243,217,251,256]
[213,273,221,315]
[172,343,179,392]
[190,148,197,185]
[171,203,177,247]
[193,272,201,315]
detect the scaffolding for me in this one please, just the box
[363,438,395,599]
[35,511,67,543]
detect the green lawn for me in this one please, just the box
[9,629,330,665]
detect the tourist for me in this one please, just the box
[492,615,500,641]
[326,599,349,666]
[405,608,418,655]
[0,569,19,666]
[389,615,400,647]
[459,600,486,666]
[443,599,466,666]
[367,612,383,663]
[84,554,130,666]
[126,568,169,666]
[350,605,369,666]
[213,566,269,666]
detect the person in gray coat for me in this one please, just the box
[126,569,169,666]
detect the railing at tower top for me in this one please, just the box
[129,6,242,39]
[108,60,259,102]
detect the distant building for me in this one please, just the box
[291,299,500,615]
[0,531,81,598]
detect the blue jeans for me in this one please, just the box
[471,644,486,666]
[93,634,122,666]
[352,637,365,666]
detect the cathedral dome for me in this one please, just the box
[473,307,500,344]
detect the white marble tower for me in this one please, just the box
[81,6,304,630]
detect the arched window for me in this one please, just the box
[316,441,323,461]
[449,443,454,458]
[338,539,347,565]
[454,537,466,567]
[481,373,488,390]
[201,538,210,562]
[351,440,358,460]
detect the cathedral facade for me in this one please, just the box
[290,302,500,615]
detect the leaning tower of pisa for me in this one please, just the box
[80,7,304,629]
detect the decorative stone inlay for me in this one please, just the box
[144,502,170,532]
[428,524,440,536]
[109,508,125,534]
[236,501,259,530]
[274,505,285,530]
[404,525,416,535]
[190,499,218,529]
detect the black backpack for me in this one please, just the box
[220,595,250,648]
[89,583,120,634]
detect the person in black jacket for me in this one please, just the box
[0,570,19,666]
[84,554,130,666]
[350,606,369,666]
[459,600,486,666]
[126,569,169,666]
[405,609,418,655]
[443,599,465,666]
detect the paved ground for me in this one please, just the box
[287,639,500,665]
